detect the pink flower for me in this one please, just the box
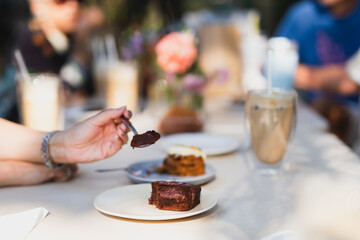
[155,32,197,74]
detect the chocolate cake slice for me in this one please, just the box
[149,181,201,211]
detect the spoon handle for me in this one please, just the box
[95,167,126,173]
[120,116,138,135]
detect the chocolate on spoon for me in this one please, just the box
[130,130,161,148]
[120,116,161,148]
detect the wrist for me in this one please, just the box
[49,131,68,164]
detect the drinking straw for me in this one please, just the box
[110,34,120,60]
[99,37,107,61]
[91,37,99,62]
[267,48,273,95]
[103,36,110,62]
[104,35,111,62]
[14,49,31,83]
[105,34,119,61]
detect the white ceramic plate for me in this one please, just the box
[94,184,217,220]
[125,160,215,185]
[158,133,240,156]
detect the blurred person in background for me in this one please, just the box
[276,0,360,146]
[0,0,104,122]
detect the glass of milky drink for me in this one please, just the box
[17,73,64,132]
[106,60,139,112]
[245,88,297,175]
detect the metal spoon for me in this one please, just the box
[120,116,150,148]
[120,116,139,135]
[95,167,144,176]
[95,166,156,176]
[95,167,127,173]
[120,116,161,148]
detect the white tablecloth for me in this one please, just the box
[1,103,358,240]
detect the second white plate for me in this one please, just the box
[94,184,217,220]
[158,133,240,156]
[125,160,215,185]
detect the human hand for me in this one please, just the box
[0,160,78,187]
[51,107,131,164]
[295,64,359,95]
[313,65,358,95]
[294,64,312,89]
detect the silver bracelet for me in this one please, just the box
[41,131,66,170]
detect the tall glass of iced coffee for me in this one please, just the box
[17,73,64,132]
[106,60,139,112]
[245,88,297,175]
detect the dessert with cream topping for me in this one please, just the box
[156,145,206,176]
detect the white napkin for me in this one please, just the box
[0,207,49,240]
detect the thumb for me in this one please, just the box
[88,106,126,126]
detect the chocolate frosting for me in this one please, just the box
[130,130,161,148]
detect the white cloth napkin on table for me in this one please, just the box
[0,207,49,240]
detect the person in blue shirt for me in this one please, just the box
[276,0,360,145]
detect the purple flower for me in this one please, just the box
[131,32,143,55]
[120,31,143,60]
[183,74,206,92]
[213,68,229,84]
[120,46,134,60]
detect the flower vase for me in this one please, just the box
[157,75,205,136]
[152,31,207,135]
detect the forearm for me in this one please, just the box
[0,161,16,187]
[311,66,357,94]
[0,119,45,163]
[0,160,52,187]
[295,64,359,95]
[0,160,74,187]
[0,107,129,165]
